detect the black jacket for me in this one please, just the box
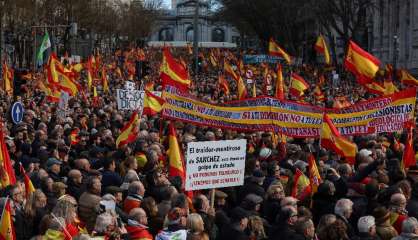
[218,225,248,240]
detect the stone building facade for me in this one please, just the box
[368,0,418,74]
[148,0,240,45]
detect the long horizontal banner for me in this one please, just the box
[161,86,416,138]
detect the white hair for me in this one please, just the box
[94,212,114,234]
[334,198,353,217]
[402,217,418,234]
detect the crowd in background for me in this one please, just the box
[0,46,417,240]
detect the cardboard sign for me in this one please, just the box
[116,89,161,110]
[185,139,247,191]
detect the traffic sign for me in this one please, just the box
[11,102,24,124]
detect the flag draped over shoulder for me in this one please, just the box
[143,90,165,116]
[115,111,139,148]
[289,73,309,98]
[321,114,357,165]
[315,35,331,65]
[168,122,185,180]
[269,38,292,64]
[398,69,418,86]
[275,64,284,100]
[344,40,381,84]
[1,62,13,96]
[402,121,415,170]
[0,198,15,240]
[160,48,191,91]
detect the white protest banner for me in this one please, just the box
[185,139,246,191]
[116,89,161,110]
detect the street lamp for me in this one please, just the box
[393,35,399,81]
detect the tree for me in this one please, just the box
[215,0,316,56]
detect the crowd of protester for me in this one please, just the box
[0,46,417,240]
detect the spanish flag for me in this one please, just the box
[321,114,357,165]
[224,61,239,80]
[224,61,247,99]
[363,81,386,96]
[161,48,191,91]
[0,127,16,188]
[401,121,415,171]
[398,69,418,86]
[308,154,321,194]
[19,164,35,199]
[344,40,381,84]
[92,86,98,107]
[87,56,95,90]
[47,53,62,85]
[143,90,165,116]
[218,75,230,95]
[209,50,218,67]
[57,70,79,96]
[116,111,139,148]
[102,68,109,93]
[269,38,292,64]
[0,198,15,240]
[314,35,331,65]
[383,79,398,95]
[252,81,257,98]
[236,76,248,100]
[291,168,311,201]
[289,73,309,98]
[145,82,154,91]
[1,62,13,96]
[168,122,185,180]
[275,64,284,100]
[314,86,325,102]
[70,128,80,146]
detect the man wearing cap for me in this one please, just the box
[47,157,63,182]
[214,190,230,227]
[218,207,249,240]
[354,216,378,240]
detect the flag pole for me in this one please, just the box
[317,112,326,161]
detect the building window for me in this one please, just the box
[186,27,194,42]
[212,28,225,42]
[159,28,173,41]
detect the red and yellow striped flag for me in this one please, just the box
[0,198,15,240]
[269,38,292,64]
[115,111,139,148]
[315,35,331,65]
[398,69,418,86]
[289,73,309,98]
[1,62,13,96]
[224,61,239,80]
[291,168,311,201]
[168,122,185,180]
[321,114,357,165]
[224,61,247,99]
[143,90,165,116]
[218,75,230,95]
[363,81,386,96]
[161,48,191,91]
[314,86,325,102]
[275,64,284,100]
[70,128,80,146]
[102,68,109,93]
[344,40,381,84]
[401,121,415,171]
[0,126,16,188]
[19,164,35,199]
[308,154,321,194]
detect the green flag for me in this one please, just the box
[37,32,51,65]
